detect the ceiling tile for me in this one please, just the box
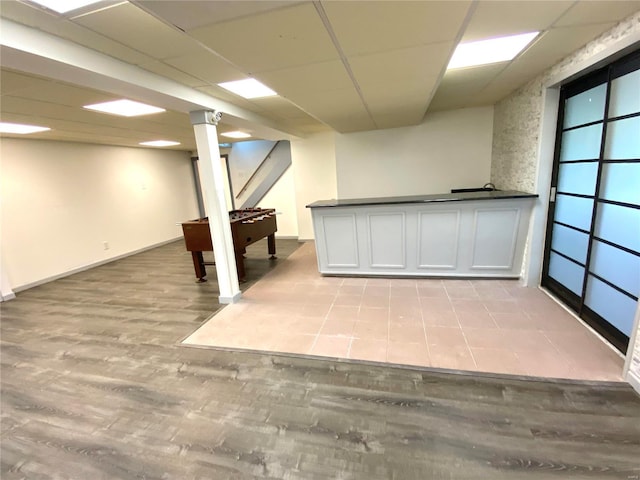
[428,90,496,112]
[349,42,453,87]
[249,97,326,130]
[0,1,151,65]
[1,95,135,126]
[322,1,471,56]
[189,3,339,72]
[431,64,505,101]
[371,108,427,130]
[329,116,378,132]
[429,17,621,112]
[163,50,247,85]
[358,84,433,113]
[289,122,332,135]
[2,80,111,107]
[137,1,300,31]
[256,60,353,96]
[476,23,617,102]
[518,23,619,75]
[2,0,637,142]
[462,1,574,42]
[73,3,198,60]
[286,87,365,117]
[1,69,52,95]
[368,99,429,118]
[249,96,316,120]
[287,87,376,130]
[555,1,640,27]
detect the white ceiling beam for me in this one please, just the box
[0,18,303,142]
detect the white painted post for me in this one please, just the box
[189,110,241,304]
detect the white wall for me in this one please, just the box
[336,107,494,199]
[625,303,640,393]
[257,166,299,238]
[291,132,337,240]
[1,138,199,290]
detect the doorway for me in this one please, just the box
[542,49,640,352]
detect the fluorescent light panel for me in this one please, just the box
[84,99,165,117]
[28,0,104,14]
[0,122,50,134]
[448,32,539,69]
[140,140,180,147]
[218,78,277,99]
[221,131,251,139]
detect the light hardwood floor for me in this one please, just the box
[1,240,639,480]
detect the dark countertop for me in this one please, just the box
[306,190,538,208]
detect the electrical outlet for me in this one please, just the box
[103,241,109,250]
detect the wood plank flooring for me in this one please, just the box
[2,240,639,480]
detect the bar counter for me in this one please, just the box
[306,190,538,278]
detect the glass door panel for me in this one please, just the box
[584,276,638,336]
[604,116,640,159]
[559,124,603,161]
[600,163,640,205]
[609,69,640,118]
[554,195,594,231]
[557,162,598,196]
[564,83,607,128]
[550,223,589,264]
[589,240,640,297]
[593,203,640,253]
[548,253,585,296]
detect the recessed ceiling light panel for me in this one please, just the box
[84,99,165,117]
[218,79,277,99]
[140,140,181,147]
[448,32,539,70]
[27,0,104,14]
[0,122,51,134]
[221,131,252,139]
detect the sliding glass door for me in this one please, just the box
[543,49,640,352]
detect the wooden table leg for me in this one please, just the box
[268,233,277,259]
[191,251,207,282]
[235,251,246,282]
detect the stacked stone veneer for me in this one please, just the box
[490,11,640,387]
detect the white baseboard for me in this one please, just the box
[219,291,242,304]
[12,236,182,294]
[0,291,16,302]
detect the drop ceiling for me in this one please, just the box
[1,0,639,151]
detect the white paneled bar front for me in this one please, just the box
[307,191,537,278]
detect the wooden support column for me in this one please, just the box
[189,110,241,304]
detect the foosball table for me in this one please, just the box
[181,208,277,282]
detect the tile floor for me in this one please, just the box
[183,242,625,381]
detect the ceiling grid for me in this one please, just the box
[1,0,638,149]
